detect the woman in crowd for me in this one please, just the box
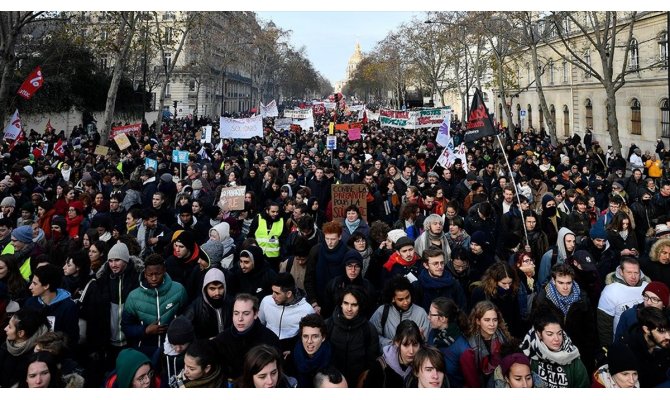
[393,202,422,241]
[427,297,469,387]
[0,254,29,303]
[520,314,589,388]
[460,300,511,388]
[236,344,297,388]
[347,232,373,280]
[176,339,225,388]
[592,342,640,388]
[446,216,471,252]
[88,240,108,275]
[19,351,65,388]
[606,211,639,259]
[104,348,160,388]
[363,319,423,388]
[341,205,370,244]
[0,307,50,387]
[61,249,92,300]
[81,228,99,252]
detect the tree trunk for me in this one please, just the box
[531,44,557,146]
[99,13,137,145]
[605,87,622,155]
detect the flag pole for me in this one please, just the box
[495,134,529,246]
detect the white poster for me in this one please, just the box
[220,115,263,139]
[201,125,212,143]
[260,100,279,117]
[284,108,313,119]
[295,113,314,131]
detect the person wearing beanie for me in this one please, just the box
[165,230,209,301]
[5,224,42,281]
[105,348,157,388]
[84,241,142,362]
[158,316,195,388]
[201,222,236,270]
[233,245,277,300]
[381,235,422,285]
[466,230,496,280]
[574,224,617,282]
[490,351,545,388]
[592,342,640,387]
[258,272,314,351]
[615,280,670,340]
[322,249,378,319]
[172,202,209,246]
[122,253,188,357]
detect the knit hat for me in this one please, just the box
[172,230,196,251]
[107,242,130,263]
[387,229,407,244]
[51,215,67,232]
[11,225,33,243]
[470,231,491,247]
[541,193,555,209]
[201,240,224,268]
[0,196,15,207]
[643,281,670,307]
[500,353,531,377]
[589,224,608,240]
[607,342,639,376]
[191,179,203,190]
[343,249,364,267]
[394,236,415,251]
[115,348,151,388]
[160,173,173,183]
[167,316,195,345]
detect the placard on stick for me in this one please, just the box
[331,184,368,222]
[218,186,246,211]
[94,145,109,156]
[113,133,131,150]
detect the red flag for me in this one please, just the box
[7,130,24,152]
[362,110,368,124]
[45,119,54,134]
[17,66,44,100]
[53,138,65,157]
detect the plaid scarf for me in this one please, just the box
[545,280,582,316]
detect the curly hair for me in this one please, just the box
[650,237,670,263]
[465,300,511,339]
[480,262,520,298]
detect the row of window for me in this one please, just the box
[501,98,670,137]
[521,31,668,85]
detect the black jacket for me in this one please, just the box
[213,319,280,380]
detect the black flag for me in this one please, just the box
[463,88,497,143]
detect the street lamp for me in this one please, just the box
[425,19,469,120]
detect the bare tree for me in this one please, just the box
[99,11,140,145]
[542,11,639,155]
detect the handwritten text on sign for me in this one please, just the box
[331,184,368,222]
[218,186,246,211]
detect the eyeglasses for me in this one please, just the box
[643,294,662,305]
[522,258,534,264]
[135,370,154,384]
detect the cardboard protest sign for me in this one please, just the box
[217,186,246,211]
[113,133,131,150]
[331,184,368,222]
[94,145,109,156]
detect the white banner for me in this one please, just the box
[349,104,365,112]
[260,100,279,117]
[435,110,452,148]
[367,111,380,121]
[274,118,292,131]
[220,115,263,139]
[324,102,337,110]
[201,125,212,143]
[284,108,313,119]
[3,109,21,140]
[295,113,314,131]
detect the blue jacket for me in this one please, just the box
[25,288,79,344]
[413,268,467,312]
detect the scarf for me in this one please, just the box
[292,340,332,387]
[520,327,580,366]
[448,231,468,249]
[180,365,225,388]
[432,323,463,348]
[358,246,372,277]
[383,251,420,272]
[315,241,348,296]
[545,280,582,316]
[6,324,49,356]
[466,331,506,377]
[345,218,361,234]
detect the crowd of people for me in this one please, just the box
[1,109,670,389]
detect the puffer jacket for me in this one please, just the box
[121,273,189,350]
[183,268,233,339]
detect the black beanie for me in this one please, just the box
[607,343,639,375]
[173,230,196,251]
[167,316,195,345]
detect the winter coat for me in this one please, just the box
[362,344,412,388]
[213,319,280,380]
[24,289,80,345]
[258,289,315,343]
[370,303,430,351]
[413,268,467,312]
[183,268,232,340]
[326,306,380,387]
[121,273,189,350]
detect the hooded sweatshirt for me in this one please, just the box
[259,287,314,342]
[111,348,152,388]
[201,222,235,269]
[24,288,80,344]
[538,227,575,286]
[184,267,232,339]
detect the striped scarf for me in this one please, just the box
[545,280,582,316]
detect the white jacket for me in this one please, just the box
[258,291,314,341]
